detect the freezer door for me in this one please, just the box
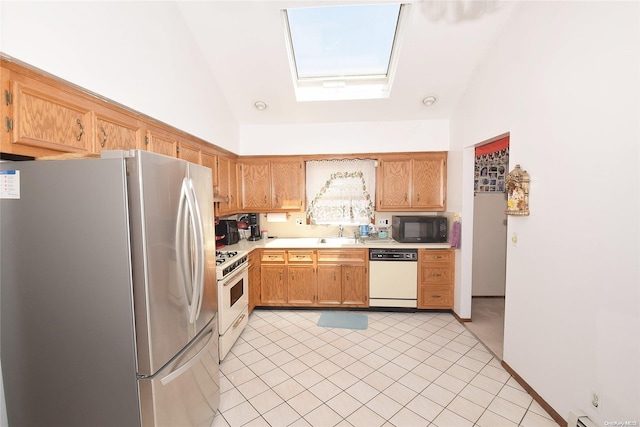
[138,318,220,427]
[126,150,215,376]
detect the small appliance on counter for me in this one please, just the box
[247,213,261,241]
[216,219,240,246]
[392,215,448,243]
[236,214,251,240]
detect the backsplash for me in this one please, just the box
[219,211,458,241]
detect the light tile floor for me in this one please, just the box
[212,310,559,427]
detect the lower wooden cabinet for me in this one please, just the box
[260,250,287,305]
[257,248,368,308]
[418,249,454,309]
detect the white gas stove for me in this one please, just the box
[215,250,248,279]
[215,250,249,360]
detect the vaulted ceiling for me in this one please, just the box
[176,1,515,126]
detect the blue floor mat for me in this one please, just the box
[317,312,368,330]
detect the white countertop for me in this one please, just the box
[221,237,452,252]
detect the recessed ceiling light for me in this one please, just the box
[422,95,437,106]
[254,101,268,111]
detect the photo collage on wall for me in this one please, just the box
[474,146,509,193]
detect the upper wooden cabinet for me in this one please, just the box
[177,139,202,165]
[239,158,304,212]
[94,108,142,151]
[271,159,304,210]
[4,78,94,156]
[144,126,178,158]
[216,156,239,215]
[240,161,270,210]
[201,151,217,187]
[376,152,447,211]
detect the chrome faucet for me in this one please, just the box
[338,224,343,237]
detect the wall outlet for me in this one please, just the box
[295,218,304,225]
[377,218,389,226]
[591,390,601,412]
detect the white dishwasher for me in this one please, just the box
[369,248,418,308]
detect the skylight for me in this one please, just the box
[284,3,407,102]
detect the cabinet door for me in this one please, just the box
[229,159,239,211]
[287,265,316,305]
[11,80,93,154]
[145,129,177,157]
[412,154,446,211]
[271,159,304,211]
[241,162,271,210]
[260,265,287,304]
[201,151,217,188]
[317,265,342,305]
[177,140,201,165]
[377,159,411,210]
[248,251,261,313]
[94,109,141,152]
[216,156,234,215]
[342,265,368,306]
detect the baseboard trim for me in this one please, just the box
[451,310,471,323]
[501,360,565,426]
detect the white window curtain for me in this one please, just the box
[306,159,376,225]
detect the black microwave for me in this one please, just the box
[391,216,448,243]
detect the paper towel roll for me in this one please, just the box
[266,212,288,223]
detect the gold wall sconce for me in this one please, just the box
[505,164,530,216]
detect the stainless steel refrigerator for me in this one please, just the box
[0,150,220,427]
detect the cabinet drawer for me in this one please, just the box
[419,265,453,285]
[419,285,453,308]
[317,249,367,264]
[288,251,315,263]
[261,250,286,263]
[420,250,453,263]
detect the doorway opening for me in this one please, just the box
[466,134,509,359]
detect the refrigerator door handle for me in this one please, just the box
[187,178,206,323]
[176,178,198,323]
[159,324,215,386]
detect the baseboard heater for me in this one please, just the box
[567,411,596,427]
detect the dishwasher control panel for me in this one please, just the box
[369,248,418,261]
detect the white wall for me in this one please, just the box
[450,1,639,423]
[239,120,449,155]
[0,1,239,152]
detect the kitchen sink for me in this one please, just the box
[317,237,361,245]
[264,238,319,248]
